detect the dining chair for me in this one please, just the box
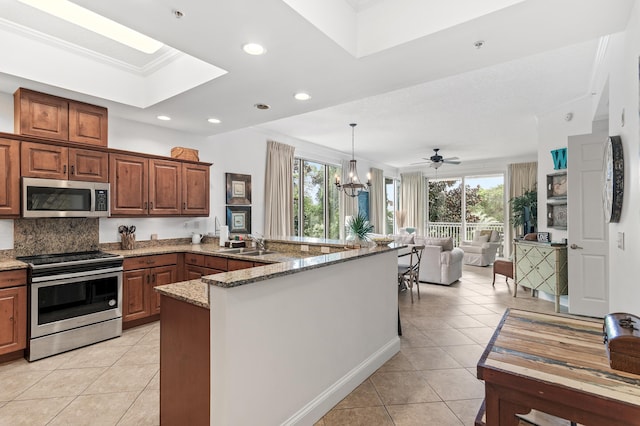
[398,245,424,303]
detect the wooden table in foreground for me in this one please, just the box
[476,309,640,426]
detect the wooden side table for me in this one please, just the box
[476,309,640,425]
[492,260,513,286]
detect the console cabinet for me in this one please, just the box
[21,142,108,182]
[14,88,107,147]
[123,254,178,326]
[513,241,568,312]
[0,269,27,356]
[0,139,20,217]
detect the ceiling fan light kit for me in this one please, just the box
[335,123,371,198]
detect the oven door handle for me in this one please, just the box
[31,267,124,283]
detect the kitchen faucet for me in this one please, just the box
[249,234,266,251]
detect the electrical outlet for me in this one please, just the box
[300,245,309,252]
[321,246,330,254]
[617,232,624,249]
[151,234,158,240]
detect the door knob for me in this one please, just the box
[570,244,583,249]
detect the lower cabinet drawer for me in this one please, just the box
[185,253,205,267]
[124,253,178,270]
[0,269,27,289]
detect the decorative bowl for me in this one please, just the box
[372,237,394,246]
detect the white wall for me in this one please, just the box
[209,251,399,425]
[607,0,640,312]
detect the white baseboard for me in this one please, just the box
[281,337,401,426]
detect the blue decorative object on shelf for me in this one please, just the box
[551,148,567,170]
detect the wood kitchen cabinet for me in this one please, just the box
[111,153,209,217]
[110,153,148,216]
[182,163,210,216]
[184,254,228,279]
[149,159,181,216]
[0,139,20,217]
[123,254,178,327]
[21,142,108,182]
[14,88,107,146]
[0,269,27,357]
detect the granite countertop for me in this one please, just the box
[156,243,403,309]
[155,279,209,308]
[0,259,29,272]
[202,243,405,289]
[105,243,309,263]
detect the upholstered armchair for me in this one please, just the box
[460,230,502,266]
[414,237,464,285]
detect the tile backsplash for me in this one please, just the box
[14,218,99,256]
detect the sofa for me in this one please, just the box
[460,229,502,266]
[390,232,463,286]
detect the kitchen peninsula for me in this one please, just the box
[155,239,402,426]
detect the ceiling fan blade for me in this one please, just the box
[442,159,461,165]
[409,161,430,165]
[442,156,459,161]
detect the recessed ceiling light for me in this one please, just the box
[157,115,171,121]
[254,103,270,110]
[243,43,266,55]
[18,0,163,54]
[474,40,485,49]
[207,118,221,124]
[294,92,311,101]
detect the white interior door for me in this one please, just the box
[567,123,609,317]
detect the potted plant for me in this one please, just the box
[510,189,537,235]
[346,213,374,247]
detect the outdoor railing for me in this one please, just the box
[426,222,504,247]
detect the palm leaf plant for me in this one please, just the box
[510,189,537,233]
[347,213,374,243]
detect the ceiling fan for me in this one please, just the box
[411,148,461,169]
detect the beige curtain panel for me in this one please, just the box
[505,161,537,257]
[264,140,295,237]
[338,159,359,239]
[369,168,385,233]
[400,172,425,235]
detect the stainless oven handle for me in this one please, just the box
[30,256,124,269]
[32,267,124,283]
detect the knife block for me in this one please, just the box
[121,233,135,250]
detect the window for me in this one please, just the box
[385,177,400,234]
[293,158,341,239]
[426,174,504,245]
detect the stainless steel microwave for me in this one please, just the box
[22,177,110,218]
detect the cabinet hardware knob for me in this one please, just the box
[63,165,67,174]
[183,202,186,209]
[71,165,75,175]
[144,202,148,210]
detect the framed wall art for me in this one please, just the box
[226,206,251,234]
[226,173,252,205]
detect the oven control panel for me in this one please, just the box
[95,189,108,212]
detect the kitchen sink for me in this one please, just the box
[218,248,254,254]
[240,250,277,256]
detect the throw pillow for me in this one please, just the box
[394,234,414,244]
[424,237,454,251]
[473,232,491,243]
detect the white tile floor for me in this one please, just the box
[0,265,570,425]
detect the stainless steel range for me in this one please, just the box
[17,251,124,361]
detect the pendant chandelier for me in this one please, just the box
[334,123,371,198]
